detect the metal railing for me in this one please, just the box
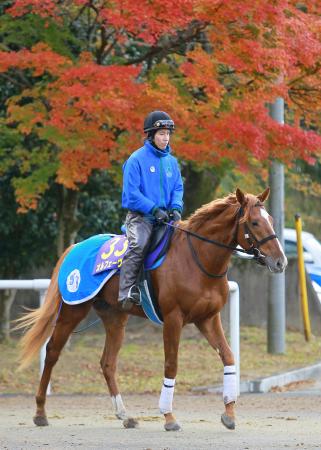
[228,281,240,395]
[1,279,240,395]
[0,279,51,393]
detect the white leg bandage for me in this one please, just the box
[223,365,237,404]
[111,394,126,419]
[159,377,175,414]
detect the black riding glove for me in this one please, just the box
[153,208,169,224]
[170,209,181,222]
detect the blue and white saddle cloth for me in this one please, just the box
[58,232,169,325]
[58,234,117,305]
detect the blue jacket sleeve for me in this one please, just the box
[122,157,156,214]
[170,159,184,212]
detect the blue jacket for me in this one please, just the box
[122,140,184,218]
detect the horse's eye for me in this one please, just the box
[252,221,259,226]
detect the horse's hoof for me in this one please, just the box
[221,413,235,430]
[116,411,127,420]
[164,421,181,431]
[123,417,139,428]
[33,415,49,427]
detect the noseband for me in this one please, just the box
[165,206,278,278]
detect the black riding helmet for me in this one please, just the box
[143,111,175,134]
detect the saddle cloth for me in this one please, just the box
[58,229,172,324]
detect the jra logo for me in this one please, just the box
[66,269,81,292]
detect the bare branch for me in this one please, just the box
[0,73,27,89]
[288,62,321,86]
[124,20,209,66]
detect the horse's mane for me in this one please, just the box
[183,192,260,232]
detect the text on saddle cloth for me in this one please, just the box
[93,235,128,274]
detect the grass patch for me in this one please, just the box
[1,325,321,395]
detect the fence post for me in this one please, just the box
[294,214,311,341]
[39,288,51,395]
[228,281,240,396]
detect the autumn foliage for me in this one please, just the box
[0,0,321,209]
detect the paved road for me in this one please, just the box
[1,380,321,450]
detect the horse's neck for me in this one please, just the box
[188,213,237,273]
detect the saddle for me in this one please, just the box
[92,223,174,275]
[59,225,174,324]
[93,224,174,324]
[135,223,175,324]
[145,223,175,269]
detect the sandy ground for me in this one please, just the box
[1,381,321,450]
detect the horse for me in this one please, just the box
[15,187,287,432]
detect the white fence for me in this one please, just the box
[0,279,51,393]
[0,279,240,395]
[228,281,240,395]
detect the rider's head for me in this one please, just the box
[143,111,175,150]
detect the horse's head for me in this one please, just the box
[235,187,288,273]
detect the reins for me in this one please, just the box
[165,220,242,279]
[186,232,229,278]
[164,206,277,278]
[165,221,245,253]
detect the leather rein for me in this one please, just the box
[165,207,277,279]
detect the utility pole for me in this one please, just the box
[267,97,286,354]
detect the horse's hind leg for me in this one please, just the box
[196,313,236,430]
[34,301,92,426]
[95,306,138,427]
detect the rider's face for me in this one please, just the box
[154,129,170,150]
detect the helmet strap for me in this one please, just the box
[147,130,156,142]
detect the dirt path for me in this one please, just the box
[1,382,321,450]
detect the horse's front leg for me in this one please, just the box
[160,310,183,431]
[196,313,237,430]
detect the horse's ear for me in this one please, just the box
[235,188,246,206]
[257,187,270,203]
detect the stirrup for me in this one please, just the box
[128,285,141,303]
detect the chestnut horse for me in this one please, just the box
[16,188,287,431]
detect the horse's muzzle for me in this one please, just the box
[264,255,288,273]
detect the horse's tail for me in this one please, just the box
[14,245,73,370]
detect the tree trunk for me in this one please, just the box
[181,162,222,217]
[0,289,16,342]
[57,187,81,257]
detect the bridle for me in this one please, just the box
[241,203,277,262]
[165,206,278,278]
[243,221,277,249]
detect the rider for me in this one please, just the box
[118,110,184,310]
